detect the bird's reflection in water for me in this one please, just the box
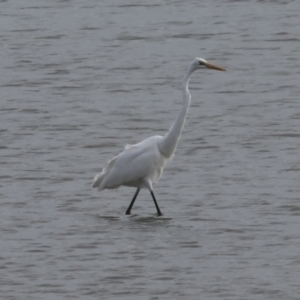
[96,214,173,228]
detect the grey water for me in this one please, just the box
[1,0,300,299]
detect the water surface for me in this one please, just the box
[1,0,300,299]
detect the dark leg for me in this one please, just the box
[126,188,140,215]
[150,190,163,216]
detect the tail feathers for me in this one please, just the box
[92,155,118,190]
[91,171,106,189]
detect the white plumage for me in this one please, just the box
[92,58,225,215]
[92,136,168,191]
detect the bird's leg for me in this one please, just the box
[126,188,140,215]
[150,190,163,216]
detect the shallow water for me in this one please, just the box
[1,0,300,299]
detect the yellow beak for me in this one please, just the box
[203,61,226,71]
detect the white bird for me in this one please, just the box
[92,58,225,216]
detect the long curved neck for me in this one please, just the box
[158,64,196,158]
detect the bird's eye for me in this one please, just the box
[199,61,203,65]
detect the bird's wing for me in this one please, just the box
[102,136,164,189]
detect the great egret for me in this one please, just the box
[92,58,225,216]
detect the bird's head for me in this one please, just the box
[192,57,226,72]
